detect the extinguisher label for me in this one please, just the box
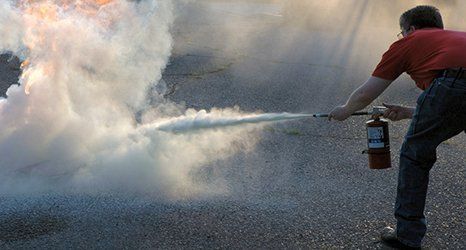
[367,126,386,148]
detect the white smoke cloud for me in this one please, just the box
[6,0,460,198]
[0,2,24,54]
[0,0,263,198]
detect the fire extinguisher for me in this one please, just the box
[364,115,391,169]
[311,106,393,169]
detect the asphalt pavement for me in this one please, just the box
[1,1,465,249]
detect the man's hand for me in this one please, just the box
[382,103,414,121]
[329,105,353,121]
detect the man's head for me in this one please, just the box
[399,5,444,37]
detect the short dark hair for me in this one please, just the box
[400,5,444,30]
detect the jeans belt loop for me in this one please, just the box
[451,68,461,88]
[459,68,464,81]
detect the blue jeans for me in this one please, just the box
[395,76,466,247]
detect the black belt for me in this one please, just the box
[441,68,466,81]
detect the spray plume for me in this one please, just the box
[153,111,312,133]
[0,0,288,197]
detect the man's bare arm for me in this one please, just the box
[329,76,393,121]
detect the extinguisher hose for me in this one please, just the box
[312,111,369,118]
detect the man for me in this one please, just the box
[328,5,466,249]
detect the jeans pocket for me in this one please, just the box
[417,80,439,104]
[416,88,428,106]
[415,81,438,117]
[435,83,466,116]
[411,83,437,134]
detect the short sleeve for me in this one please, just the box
[372,40,409,81]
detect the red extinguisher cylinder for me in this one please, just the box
[366,116,392,169]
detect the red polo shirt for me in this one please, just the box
[372,29,466,90]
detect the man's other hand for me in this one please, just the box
[329,105,352,121]
[382,103,415,121]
